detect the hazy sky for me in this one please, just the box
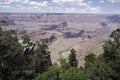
[0,0,120,14]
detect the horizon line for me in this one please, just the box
[0,12,120,15]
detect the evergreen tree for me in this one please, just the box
[0,28,35,80]
[35,42,51,74]
[85,56,112,80]
[22,34,30,44]
[61,67,87,80]
[103,28,120,80]
[59,58,70,72]
[23,47,35,80]
[36,58,87,80]
[68,49,78,67]
[36,64,60,80]
[85,53,96,68]
[84,29,120,80]
[0,28,25,80]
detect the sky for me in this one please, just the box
[0,0,120,14]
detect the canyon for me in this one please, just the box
[0,13,120,66]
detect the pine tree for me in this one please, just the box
[35,42,51,74]
[84,29,120,80]
[0,28,35,80]
[68,49,78,67]
[0,28,25,80]
[84,53,96,68]
[103,28,120,80]
[22,34,30,44]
